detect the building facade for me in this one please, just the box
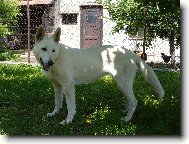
[11,0,180,63]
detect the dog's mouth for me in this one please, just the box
[40,58,51,71]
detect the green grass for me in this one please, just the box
[0,64,180,135]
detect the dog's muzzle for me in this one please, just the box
[40,58,54,71]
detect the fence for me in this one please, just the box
[5,0,180,64]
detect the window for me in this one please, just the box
[62,14,77,25]
[86,11,97,23]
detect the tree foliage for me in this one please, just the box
[0,0,21,39]
[99,0,180,49]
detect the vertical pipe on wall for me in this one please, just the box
[27,0,30,63]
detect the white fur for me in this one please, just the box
[33,26,164,126]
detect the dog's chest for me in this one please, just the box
[44,68,62,84]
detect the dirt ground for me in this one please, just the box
[18,50,37,63]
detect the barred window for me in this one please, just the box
[62,14,77,25]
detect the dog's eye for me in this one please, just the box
[52,49,55,52]
[41,47,47,51]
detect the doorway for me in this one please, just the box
[80,5,103,48]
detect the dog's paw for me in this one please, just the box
[122,109,127,113]
[47,108,61,117]
[60,120,66,126]
[47,112,56,117]
[60,119,72,127]
[121,116,131,122]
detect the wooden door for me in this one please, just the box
[80,6,103,48]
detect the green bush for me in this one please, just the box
[0,49,21,61]
[0,0,21,38]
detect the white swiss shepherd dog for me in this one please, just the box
[33,26,164,126]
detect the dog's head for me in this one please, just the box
[33,26,61,71]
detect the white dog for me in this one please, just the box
[33,26,164,126]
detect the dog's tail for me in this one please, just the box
[136,56,164,97]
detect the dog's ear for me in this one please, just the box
[53,27,61,43]
[35,25,46,43]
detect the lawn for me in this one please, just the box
[0,64,180,135]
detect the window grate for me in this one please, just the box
[62,14,77,25]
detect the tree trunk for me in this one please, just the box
[169,30,175,66]
[142,5,147,61]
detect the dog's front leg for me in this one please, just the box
[47,83,63,117]
[60,83,76,126]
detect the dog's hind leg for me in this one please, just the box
[47,83,63,117]
[114,70,137,122]
[60,83,76,126]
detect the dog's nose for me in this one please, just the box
[48,60,54,66]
